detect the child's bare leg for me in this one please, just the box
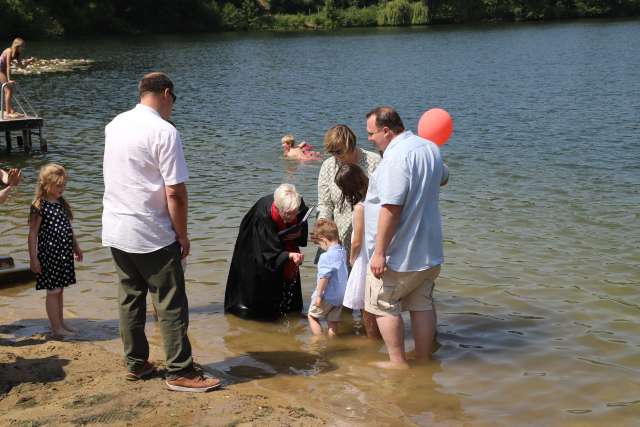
[3,86,9,113]
[4,86,13,114]
[308,315,324,335]
[363,309,382,339]
[327,321,339,337]
[46,289,72,337]
[58,289,77,333]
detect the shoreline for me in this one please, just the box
[6,15,639,40]
[0,328,331,427]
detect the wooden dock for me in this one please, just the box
[0,115,47,153]
[1,81,47,154]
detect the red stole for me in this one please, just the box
[271,202,299,280]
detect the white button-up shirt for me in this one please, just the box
[364,131,444,272]
[102,104,189,253]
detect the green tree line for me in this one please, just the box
[1,0,638,37]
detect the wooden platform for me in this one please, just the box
[0,115,47,153]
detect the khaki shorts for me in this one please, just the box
[308,300,343,322]
[365,265,441,316]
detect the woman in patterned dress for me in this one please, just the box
[317,125,380,260]
[28,164,83,338]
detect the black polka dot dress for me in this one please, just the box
[34,199,76,290]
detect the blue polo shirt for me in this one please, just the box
[364,131,444,272]
[312,244,348,306]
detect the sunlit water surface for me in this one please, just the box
[1,19,639,426]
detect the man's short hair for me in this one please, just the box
[273,183,301,214]
[139,72,173,98]
[312,218,339,242]
[366,106,405,134]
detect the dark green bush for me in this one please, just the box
[0,0,638,38]
[338,5,379,26]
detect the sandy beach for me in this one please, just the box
[1,326,331,427]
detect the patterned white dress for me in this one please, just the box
[342,203,367,310]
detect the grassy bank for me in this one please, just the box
[1,0,639,38]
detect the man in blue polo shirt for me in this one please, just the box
[364,106,447,369]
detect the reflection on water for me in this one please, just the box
[1,19,640,426]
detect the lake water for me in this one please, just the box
[1,19,639,426]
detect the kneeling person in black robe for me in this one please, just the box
[225,183,308,320]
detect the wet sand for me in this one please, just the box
[0,299,472,427]
[0,327,331,427]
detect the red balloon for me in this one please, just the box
[417,108,453,146]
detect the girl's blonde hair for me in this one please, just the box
[11,38,25,57]
[32,163,72,220]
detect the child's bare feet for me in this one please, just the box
[51,328,76,339]
[369,360,410,370]
[62,323,78,334]
[309,334,325,345]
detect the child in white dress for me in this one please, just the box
[335,163,380,339]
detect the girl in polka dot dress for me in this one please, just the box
[28,164,83,338]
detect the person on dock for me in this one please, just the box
[0,166,22,203]
[281,134,322,161]
[102,72,220,392]
[28,164,83,338]
[363,106,447,369]
[0,38,25,119]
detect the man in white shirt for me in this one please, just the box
[103,72,219,392]
[364,106,447,369]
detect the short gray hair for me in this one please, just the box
[273,183,301,214]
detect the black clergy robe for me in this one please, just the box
[224,194,308,320]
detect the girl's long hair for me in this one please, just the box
[11,38,24,60]
[335,163,368,209]
[31,163,72,221]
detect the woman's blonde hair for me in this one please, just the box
[323,124,357,154]
[273,183,301,214]
[31,163,72,220]
[281,134,295,147]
